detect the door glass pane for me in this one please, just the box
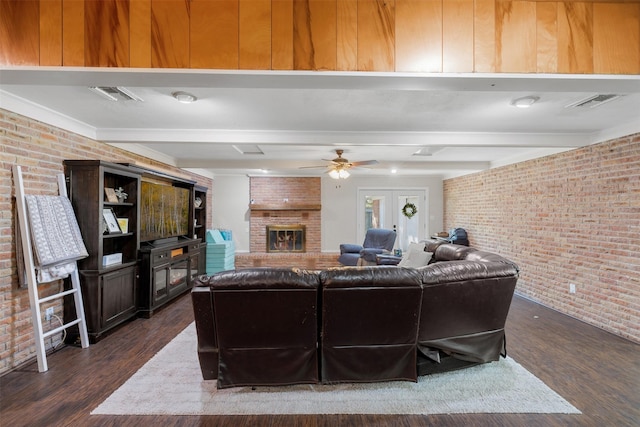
[359,189,426,248]
[169,260,188,290]
[364,195,387,230]
[154,267,167,300]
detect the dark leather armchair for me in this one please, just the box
[338,228,397,266]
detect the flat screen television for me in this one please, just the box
[140,180,191,243]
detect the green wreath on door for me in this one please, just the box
[401,201,417,218]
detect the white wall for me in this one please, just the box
[321,175,444,252]
[212,174,443,253]
[212,175,251,252]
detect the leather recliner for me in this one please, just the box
[207,268,320,389]
[416,244,519,374]
[320,266,423,383]
[338,228,397,266]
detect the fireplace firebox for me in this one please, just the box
[267,225,306,253]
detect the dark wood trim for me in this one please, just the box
[250,203,322,211]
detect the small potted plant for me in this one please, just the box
[114,187,128,203]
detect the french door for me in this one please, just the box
[357,189,427,252]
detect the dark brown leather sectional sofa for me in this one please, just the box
[191,241,519,389]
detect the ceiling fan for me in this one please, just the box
[302,149,378,179]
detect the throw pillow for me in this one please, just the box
[398,242,433,268]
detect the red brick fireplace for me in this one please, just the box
[236,177,338,269]
[249,177,321,253]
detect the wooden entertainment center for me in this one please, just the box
[138,236,202,318]
[63,160,206,342]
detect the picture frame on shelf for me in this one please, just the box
[103,208,122,234]
[117,218,129,233]
[104,187,119,203]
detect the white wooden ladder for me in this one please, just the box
[13,165,89,372]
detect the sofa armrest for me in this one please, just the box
[360,247,389,263]
[191,284,218,380]
[376,254,402,265]
[340,243,363,254]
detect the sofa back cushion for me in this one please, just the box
[205,267,320,290]
[464,250,519,271]
[420,260,518,285]
[422,238,447,254]
[433,243,477,261]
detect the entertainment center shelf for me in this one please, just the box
[63,160,206,342]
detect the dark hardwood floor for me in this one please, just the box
[1,293,638,427]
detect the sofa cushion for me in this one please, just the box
[420,260,518,285]
[464,250,519,272]
[433,243,477,261]
[205,267,319,290]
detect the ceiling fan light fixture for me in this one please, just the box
[172,91,197,104]
[329,168,350,179]
[510,96,539,108]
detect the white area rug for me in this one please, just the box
[92,323,580,416]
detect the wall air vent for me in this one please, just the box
[89,86,143,102]
[565,94,620,109]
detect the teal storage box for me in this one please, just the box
[205,229,235,274]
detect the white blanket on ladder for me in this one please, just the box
[23,195,88,283]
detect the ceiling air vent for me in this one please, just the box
[89,86,143,102]
[233,145,264,155]
[566,94,620,109]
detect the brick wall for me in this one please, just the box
[249,177,321,253]
[235,253,341,270]
[0,109,213,375]
[444,133,640,343]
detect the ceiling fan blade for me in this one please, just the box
[350,160,379,167]
[299,165,330,169]
[321,159,342,164]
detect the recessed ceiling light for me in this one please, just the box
[172,91,197,103]
[390,169,398,174]
[510,96,539,108]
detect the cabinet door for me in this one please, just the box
[101,266,137,329]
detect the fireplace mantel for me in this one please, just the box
[249,204,321,211]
